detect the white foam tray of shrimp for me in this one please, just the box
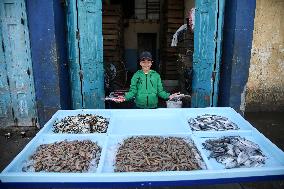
[0,134,108,182]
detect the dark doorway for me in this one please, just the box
[137,33,157,71]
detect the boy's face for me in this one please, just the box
[140,58,152,73]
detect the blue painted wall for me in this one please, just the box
[218,0,256,113]
[26,0,70,126]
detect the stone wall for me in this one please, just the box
[246,0,284,111]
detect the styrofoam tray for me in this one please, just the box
[1,132,284,183]
[192,131,284,170]
[37,109,113,135]
[180,107,253,137]
[1,134,107,175]
[109,109,189,135]
[101,134,207,173]
[1,108,284,184]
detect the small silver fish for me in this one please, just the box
[53,114,109,133]
[202,136,266,169]
[188,114,239,131]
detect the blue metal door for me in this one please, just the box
[191,0,225,107]
[0,0,38,126]
[66,0,104,109]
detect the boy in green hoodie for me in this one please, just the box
[115,51,179,108]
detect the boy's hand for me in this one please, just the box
[113,96,125,103]
[169,92,181,100]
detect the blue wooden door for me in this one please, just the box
[0,23,13,126]
[191,0,225,107]
[66,0,104,109]
[0,0,38,126]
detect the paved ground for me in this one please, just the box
[0,112,283,189]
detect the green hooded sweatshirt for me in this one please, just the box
[125,70,170,108]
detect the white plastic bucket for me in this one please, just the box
[166,100,182,108]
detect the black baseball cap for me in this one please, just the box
[139,51,152,61]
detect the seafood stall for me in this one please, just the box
[1,107,284,187]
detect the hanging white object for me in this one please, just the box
[189,8,195,31]
[171,24,187,47]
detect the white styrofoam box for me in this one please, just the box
[1,134,107,175]
[180,107,253,137]
[37,109,113,135]
[109,109,190,135]
[100,134,208,173]
[1,108,284,183]
[192,131,284,170]
[1,133,284,183]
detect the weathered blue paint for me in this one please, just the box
[212,0,225,105]
[26,0,70,126]
[67,0,104,109]
[218,0,256,113]
[0,0,37,127]
[191,0,225,108]
[66,0,81,109]
[53,1,71,110]
[0,24,13,127]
